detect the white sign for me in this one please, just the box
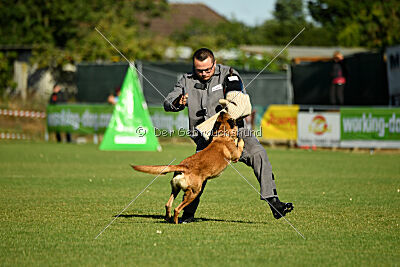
[386,45,400,100]
[211,84,223,92]
[297,112,340,147]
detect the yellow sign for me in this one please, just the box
[261,105,299,140]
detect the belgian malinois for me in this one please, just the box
[131,112,244,224]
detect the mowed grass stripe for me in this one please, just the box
[0,142,399,266]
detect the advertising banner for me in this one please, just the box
[47,104,113,134]
[340,107,400,148]
[297,112,340,147]
[47,105,189,136]
[261,105,299,140]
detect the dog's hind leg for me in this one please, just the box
[165,188,180,222]
[165,173,182,222]
[173,187,200,224]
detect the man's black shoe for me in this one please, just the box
[266,197,294,219]
[179,216,195,224]
[179,212,196,224]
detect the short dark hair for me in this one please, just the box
[193,48,214,63]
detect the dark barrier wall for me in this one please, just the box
[292,61,332,105]
[76,61,289,106]
[77,63,128,103]
[140,61,288,106]
[292,52,389,105]
[140,61,192,106]
[345,52,389,105]
[241,74,288,106]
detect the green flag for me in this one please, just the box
[100,66,161,151]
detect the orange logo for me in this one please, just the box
[309,115,328,135]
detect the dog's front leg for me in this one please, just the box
[232,138,245,162]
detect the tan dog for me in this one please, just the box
[131,112,245,224]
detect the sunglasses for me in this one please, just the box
[194,60,215,74]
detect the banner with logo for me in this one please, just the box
[47,105,189,136]
[261,105,299,140]
[297,112,340,147]
[47,104,113,134]
[340,107,400,148]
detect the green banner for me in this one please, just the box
[47,104,190,136]
[99,67,161,151]
[341,108,400,140]
[47,104,113,134]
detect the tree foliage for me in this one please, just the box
[0,0,169,65]
[0,0,171,96]
[1,0,398,92]
[172,0,335,49]
[274,0,305,24]
[308,0,400,48]
[171,0,334,69]
[0,52,17,98]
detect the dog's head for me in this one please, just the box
[212,111,238,138]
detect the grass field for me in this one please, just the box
[0,141,399,266]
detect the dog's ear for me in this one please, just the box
[227,118,236,128]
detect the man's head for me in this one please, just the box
[333,51,344,62]
[53,84,61,93]
[193,48,216,82]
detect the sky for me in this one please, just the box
[170,0,276,26]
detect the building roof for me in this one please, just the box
[143,3,227,37]
[240,45,370,63]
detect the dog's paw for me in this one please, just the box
[238,138,244,148]
[235,138,239,146]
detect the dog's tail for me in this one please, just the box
[130,164,188,175]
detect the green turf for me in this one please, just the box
[0,141,399,266]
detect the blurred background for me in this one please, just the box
[0,0,399,145]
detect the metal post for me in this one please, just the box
[137,60,144,92]
[286,64,294,105]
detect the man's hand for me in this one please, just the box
[179,93,188,106]
[172,93,188,110]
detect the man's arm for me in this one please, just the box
[164,75,187,112]
[232,68,246,94]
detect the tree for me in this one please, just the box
[0,0,170,101]
[172,18,256,49]
[274,0,306,24]
[308,0,400,48]
[255,0,335,47]
[0,52,17,98]
[0,0,169,64]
